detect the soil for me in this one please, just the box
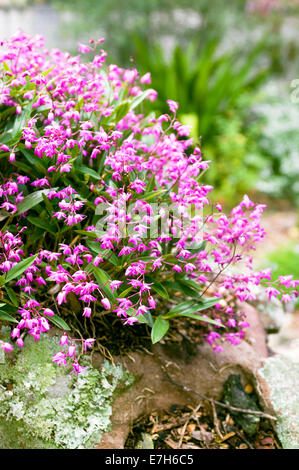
[125,404,281,449]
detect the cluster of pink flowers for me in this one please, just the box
[52,333,94,375]
[0,32,298,369]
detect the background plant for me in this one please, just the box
[131,38,270,204]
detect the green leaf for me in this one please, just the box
[21,149,45,175]
[91,266,115,301]
[165,299,198,315]
[74,230,100,239]
[0,210,10,222]
[179,278,203,292]
[164,297,222,320]
[146,174,156,193]
[138,311,154,327]
[147,278,169,300]
[42,193,56,216]
[5,254,38,283]
[117,286,133,298]
[27,216,57,235]
[4,286,18,306]
[16,189,56,215]
[113,101,130,122]
[11,101,33,140]
[130,89,156,110]
[142,189,166,201]
[189,241,207,254]
[86,241,120,266]
[165,280,201,298]
[151,315,170,344]
[174,311,223,328]
[0,311,18,323]
[48,314,71,331]
[76,165,101,180]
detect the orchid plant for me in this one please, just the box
[0,32,298,374]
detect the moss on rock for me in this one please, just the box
[259,355,299,449]
[0,329,133,449]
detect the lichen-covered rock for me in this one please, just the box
[0,328,133,449]
[259,355,299,449]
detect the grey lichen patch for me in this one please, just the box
[0,329,133,449]
[259,355,299,449]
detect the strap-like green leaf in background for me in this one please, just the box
[0,310,18,323]
[16,189,56,215]
[48,314,71,331]
[5,254,38,283]
[91,266,115,301]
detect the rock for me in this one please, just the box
[46,376,71,399]
[221,374,261,436]
[259,355,299,449]
[96,306,272,448]
[0,331,132,449]
[134,432,154,449]
[0,303,277,449]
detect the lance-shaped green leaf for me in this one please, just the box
[169,311,223,328]
[4,286,18,306]
[86,241,120,266]
[75,230,100,239]
[137,311,154,328]
[142,189,166,201]
[5,254,38,283]
[164,297,223,327]
[0,310,18,323]
[48,314,71,331]
[189,240,207,254]
[113,100,130,122]
[27,216,57,235]
[76,165,101,180]
[91,266,115,301]
[16,188,56,215]
[22,149,45,176]
[146,277,169,300]
[151,315,170,344]
[130,89,156,110]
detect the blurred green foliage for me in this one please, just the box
[50,0,299,206]
[132,39,269,204]
[51,0,245,63]
[265,241,299,307]
[251,84,299,206]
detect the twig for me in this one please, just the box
[211,399,224,440]
[232,427,254,449]
[177,403,201,449]
[178,419,189,449]
[162,365,277,421]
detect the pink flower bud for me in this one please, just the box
[83,306,92,318]
[16,338,24,348]
[59,334,69,346]
[101,298,111,310]
[68,345,76,357]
